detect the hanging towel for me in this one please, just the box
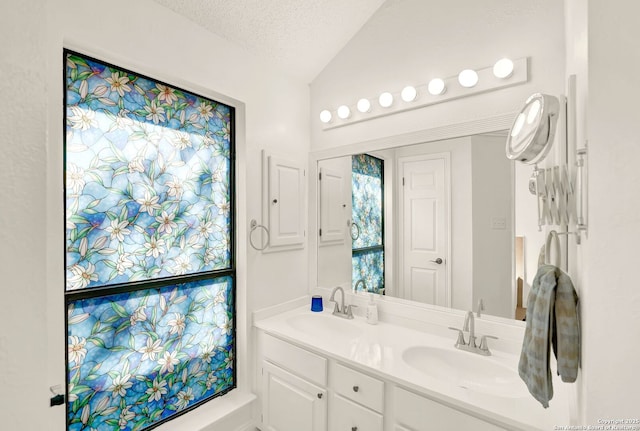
[518,264,579,408]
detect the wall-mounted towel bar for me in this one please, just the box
[249,219,270,251]
[544,230,561,266]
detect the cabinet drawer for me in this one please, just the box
[331,362,384,413]
[263,333,327,386]
[394,387,507,431]
[332,393,383,431]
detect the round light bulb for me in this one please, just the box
[337,105,351,119]
[493,58,514,79]
[379,92,394,108]
[427,78,446,95]
[458,69,479,88]
[357,98,371,113]
[319,110,332,124]
[401,86,418,102]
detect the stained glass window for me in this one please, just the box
[64,50,235,430]
[351,154,384,293]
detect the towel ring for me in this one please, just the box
[545,230,561,267]
[249,219,270,251]
[350,221,360,241]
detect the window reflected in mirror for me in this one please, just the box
[351,154,385,294]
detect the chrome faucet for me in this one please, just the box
[329,286,345,313]
[329,286,356,319]
[354,279,367,292]
[448,311,498,356]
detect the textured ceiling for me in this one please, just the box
[151,0,387,83]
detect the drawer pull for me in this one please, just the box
[351,427,358,431]
[352,385,359,392]
[317,393,323,399]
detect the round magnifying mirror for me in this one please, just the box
[506,93,560,164]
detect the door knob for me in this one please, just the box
[430,258,444,264]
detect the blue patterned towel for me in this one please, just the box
[518,264,580,408]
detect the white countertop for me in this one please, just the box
[254,305,570,431]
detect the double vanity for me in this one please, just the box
[254,301,569,431]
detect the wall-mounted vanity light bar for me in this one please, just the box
[319,57,529,130]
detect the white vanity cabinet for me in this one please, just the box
[258,329,512,431]
[393,387,507,431]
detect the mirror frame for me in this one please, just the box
[308,112,528,325]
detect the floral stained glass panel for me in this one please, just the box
[351,154,383,249]
[351,154,384,293]
[352,249,385,293]
[65,52,232,291]
[67,276,234,430]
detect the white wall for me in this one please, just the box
[311,0,566,151]
[0,1,48,429]
[576,0,640,422]
[0,0,310,429]
[564,0,589,423]
[471,135,513,318]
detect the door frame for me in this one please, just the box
[397,152,452,307]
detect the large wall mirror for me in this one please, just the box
[313,121,557,321]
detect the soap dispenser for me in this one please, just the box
[366,293,378,325]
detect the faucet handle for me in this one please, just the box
[345,304,358,319]
[479,335,498,352]
[331,301,341,314]
[448,327,466,347]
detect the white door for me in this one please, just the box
[262,361,327,431]
[398,153,450,306]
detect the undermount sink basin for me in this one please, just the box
[402,345,528,398]
[285,312,363,339]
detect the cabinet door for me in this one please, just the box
[394,387,506,431]
[262,361,327,431]
[268,155,305,248]
[319,167,348,244]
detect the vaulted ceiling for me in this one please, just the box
[151,0,388,83]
